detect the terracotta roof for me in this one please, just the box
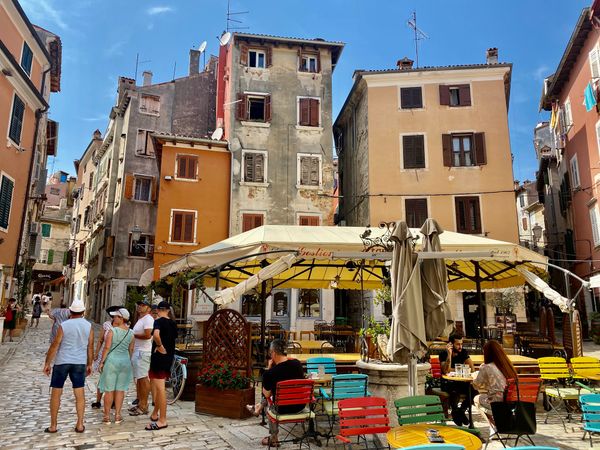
[354,62,512,77]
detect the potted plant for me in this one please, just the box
[489,287,523,348]
[195,361,255,419]
[359,316,391,361]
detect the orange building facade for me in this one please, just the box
[152,135,230,283]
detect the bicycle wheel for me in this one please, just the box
[166,359,187,405]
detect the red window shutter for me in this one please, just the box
[474,132,486,165]
[151,177,158,202]
[172,212,183,241]
[439,85,450,106]
[240,44,248,65]
[183,213,194,242]
[299,216,309,226]
[266,46,272,67]
[442,134,453,167]
[178,156,187,178]
[299,98,310,125]
[309,99,320,127]
[459,84,471,106]
[124,174,134,199]
[242,214,253,232]
[265,95,272,122]
[236,94,247,120]
[253,214,264,228]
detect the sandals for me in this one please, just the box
[44,427,57,433]
[246,404,260,417]
[114,415,123,424]
[102,416,111,424]
[261,436,280,447]
[129,407,148,416]
[145,422,168,430]
[91,402,101,409]
[150,415,159,422]
[74,426,85,433]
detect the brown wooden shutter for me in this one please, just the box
[400,88,410,108]
[151,177,158,202]
[309,99,320,127]
[403,135,415,168]
[236,94,247,120]
[240,44,248,65]
[177,156,187,178]
[299,216,309,226]
[299,98,310,125]
[183,213,194,242]
[265,95,272,122]
[415,135,425,167]
[455,197,466,232]
[255,154,264,182]
[266,46,272,67]
[439,85,450,106]
[442,134,453,167]
[189,157,198,179]
[78,243,85,263]
[242,214,253,232]
[148,236,155,258]
[412,88,423,108]
[145,131,154,156]
[474,132,486,165]
[244,153,254,181]
[172,212,183,241]
[310,157,319,185]
[459,84,471,106]
[405,198,428,228]
[254,214,264,228]
[300,156,309,185]
[124,174,134,199]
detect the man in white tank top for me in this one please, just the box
[43,298,94,433]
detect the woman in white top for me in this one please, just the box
[473,340,518,419]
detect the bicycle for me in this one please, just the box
[166,354,188,404]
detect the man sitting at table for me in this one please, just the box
[246,339,305,447]
[439,332,476,426]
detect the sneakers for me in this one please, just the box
[91,402,101,409]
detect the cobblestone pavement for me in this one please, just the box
[1,316,599,449]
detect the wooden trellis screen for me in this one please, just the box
[203,308,251,376]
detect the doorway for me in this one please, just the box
[462,292,485,339]
[271,289,291,330]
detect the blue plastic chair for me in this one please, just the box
[401,445,465,450]
[306,356,336,374]
[580,393,600,447]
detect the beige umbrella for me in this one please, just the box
[386,221,428,365]
[420,219,453,340]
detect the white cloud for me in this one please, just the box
[105,41,126,57]
[20,0,67,30]
[146,6,173,15]
[533,65,550,82]
[82,114,106,122]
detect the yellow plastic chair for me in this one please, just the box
[571,356,600,381]
[538,357,590,431]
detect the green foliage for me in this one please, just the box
[14,263,32,316]
[359,316,391,338]
[198,361,252,390]
[489,287,524,315]
[373,284,391,306]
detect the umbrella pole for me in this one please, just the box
[360,261,366,330]
[260,280,267,364]
[474,262,486,348]
[409,354,417,396]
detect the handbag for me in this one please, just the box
[491,379,537,436]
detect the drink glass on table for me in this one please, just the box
[463,366,471,378]
[455,364,463,377]
[318,364,325,376]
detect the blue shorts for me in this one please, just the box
[50,364,86,389]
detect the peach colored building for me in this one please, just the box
[0,0,55,303]
[334,51,519,335]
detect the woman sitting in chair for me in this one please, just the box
[473,340,517,422]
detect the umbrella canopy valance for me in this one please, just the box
[155,225,548,291]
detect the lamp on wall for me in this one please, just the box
[131,225,142,242]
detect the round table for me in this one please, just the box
[443,372,477,428]
[386,424,482,449]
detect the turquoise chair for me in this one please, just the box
[580,393,600,447]
[402,445,465,450]
[510,447,560,450]
[306,356,336,374]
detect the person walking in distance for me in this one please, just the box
[129,300,154,416]
[145,301,177,430]
[31,295,42,328]
[43,298,94,433]
[48,302,70,344]
[2,298,21,342]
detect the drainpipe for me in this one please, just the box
[14,65,52,298]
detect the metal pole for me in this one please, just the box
[260,279,267,364]
[213,269,220,313]
[360,260,366,329]
[564,271,578,357]
[474,262,486,348]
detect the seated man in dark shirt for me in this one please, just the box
[439,332,476,426]
[246,339,305,447]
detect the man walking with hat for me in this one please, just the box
[129,299,154,416]
[43,298,94,433]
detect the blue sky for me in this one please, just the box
[20,0,589,182]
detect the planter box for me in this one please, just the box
[195,385,255,419]
[16,318,28,329]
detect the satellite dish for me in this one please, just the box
[219,32,232,46]
[198,41,207,53]
[211,127,223,141]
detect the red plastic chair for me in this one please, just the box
[266,379,315,449]
[335,396,391,449]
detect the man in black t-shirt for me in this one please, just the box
[247,339,305,447]
[439,333,476,426]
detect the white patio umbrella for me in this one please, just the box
[516,267,571,313]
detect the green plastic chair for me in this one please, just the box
[395,395,447,426]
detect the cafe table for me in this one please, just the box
[295,340,334,353]
[288,353,361,364]
[386,424,482,449]
[442,371,478,428]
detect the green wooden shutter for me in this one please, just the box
[41,223,51,237]
[47,249,54,264]
[9,95,25,145]
[0,177,14,229]
[21,42,33,75]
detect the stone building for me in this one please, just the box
[215,33,344,331]
[515,180,545,252]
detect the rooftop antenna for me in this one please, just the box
[407,11,428,68]
[172,60,177,81]
[134,53,151,84]
[226,0,249,32]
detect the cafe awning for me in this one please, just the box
[156,225,548,291]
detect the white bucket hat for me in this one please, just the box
[110,307,130,320]
[69,298,86,313]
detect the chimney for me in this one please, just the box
[486,47,498,64]
[93,129,102,140]
[142,70,153,86]
[189,49,200,75]
[396,57,414,70]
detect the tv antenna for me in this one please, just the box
[134,53,151,83]
[226,0,249,32]
[407,11,428,68]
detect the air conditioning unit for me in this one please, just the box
[30,222,39,235]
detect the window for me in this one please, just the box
[242,213,264,232]
[49,187,60,195]
[440,84,471,107]
[176,155,198,180]
[564,99,573,128]
[591,206,600,247]
[21,42,33,76]
[272,291,290,317]
[298,154,321,187]
[78,243,86,263]
[236,94,271,122]
[570,155,581,188]
[241,293,261,316]
[299,215,320,226]
[522,217,528,231]
[405,198,428,228]
[136,130,154,156]
[298,98,320,127]
[89,172,94,188]
[400,87,423,109]
[9,94,25,145]
[41,223,51,237]
[455,196,482,234]
[84,206,91,227]
[139,94,160,115]
[298,289,321,318]
[39,249,49,264]
[170,210,196,243]
[590,45,600,79]
[442,133,486,167]
[243,152,266,183]
[129,234,154,258]
[0,175,14,230]
[402,135,425,169]
[249,49,266,68]
[133,177,152,201]
[299,52,319,73]
[76,215,81,233]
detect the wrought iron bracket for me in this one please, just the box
[360,221,396,252]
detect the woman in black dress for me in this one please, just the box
[2,298,21,342]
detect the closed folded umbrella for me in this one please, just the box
[387,221,428,364]
[420,219,453,340]
[516,267,571,313]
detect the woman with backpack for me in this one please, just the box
[2,298,21,342]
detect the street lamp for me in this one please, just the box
[131,225,142,242]
[131,225,151,255]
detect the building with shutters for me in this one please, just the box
[0,1,61,305]
[214,33,344,332]
[334,50,519,331]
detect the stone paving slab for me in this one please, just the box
[1,316,600,449]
